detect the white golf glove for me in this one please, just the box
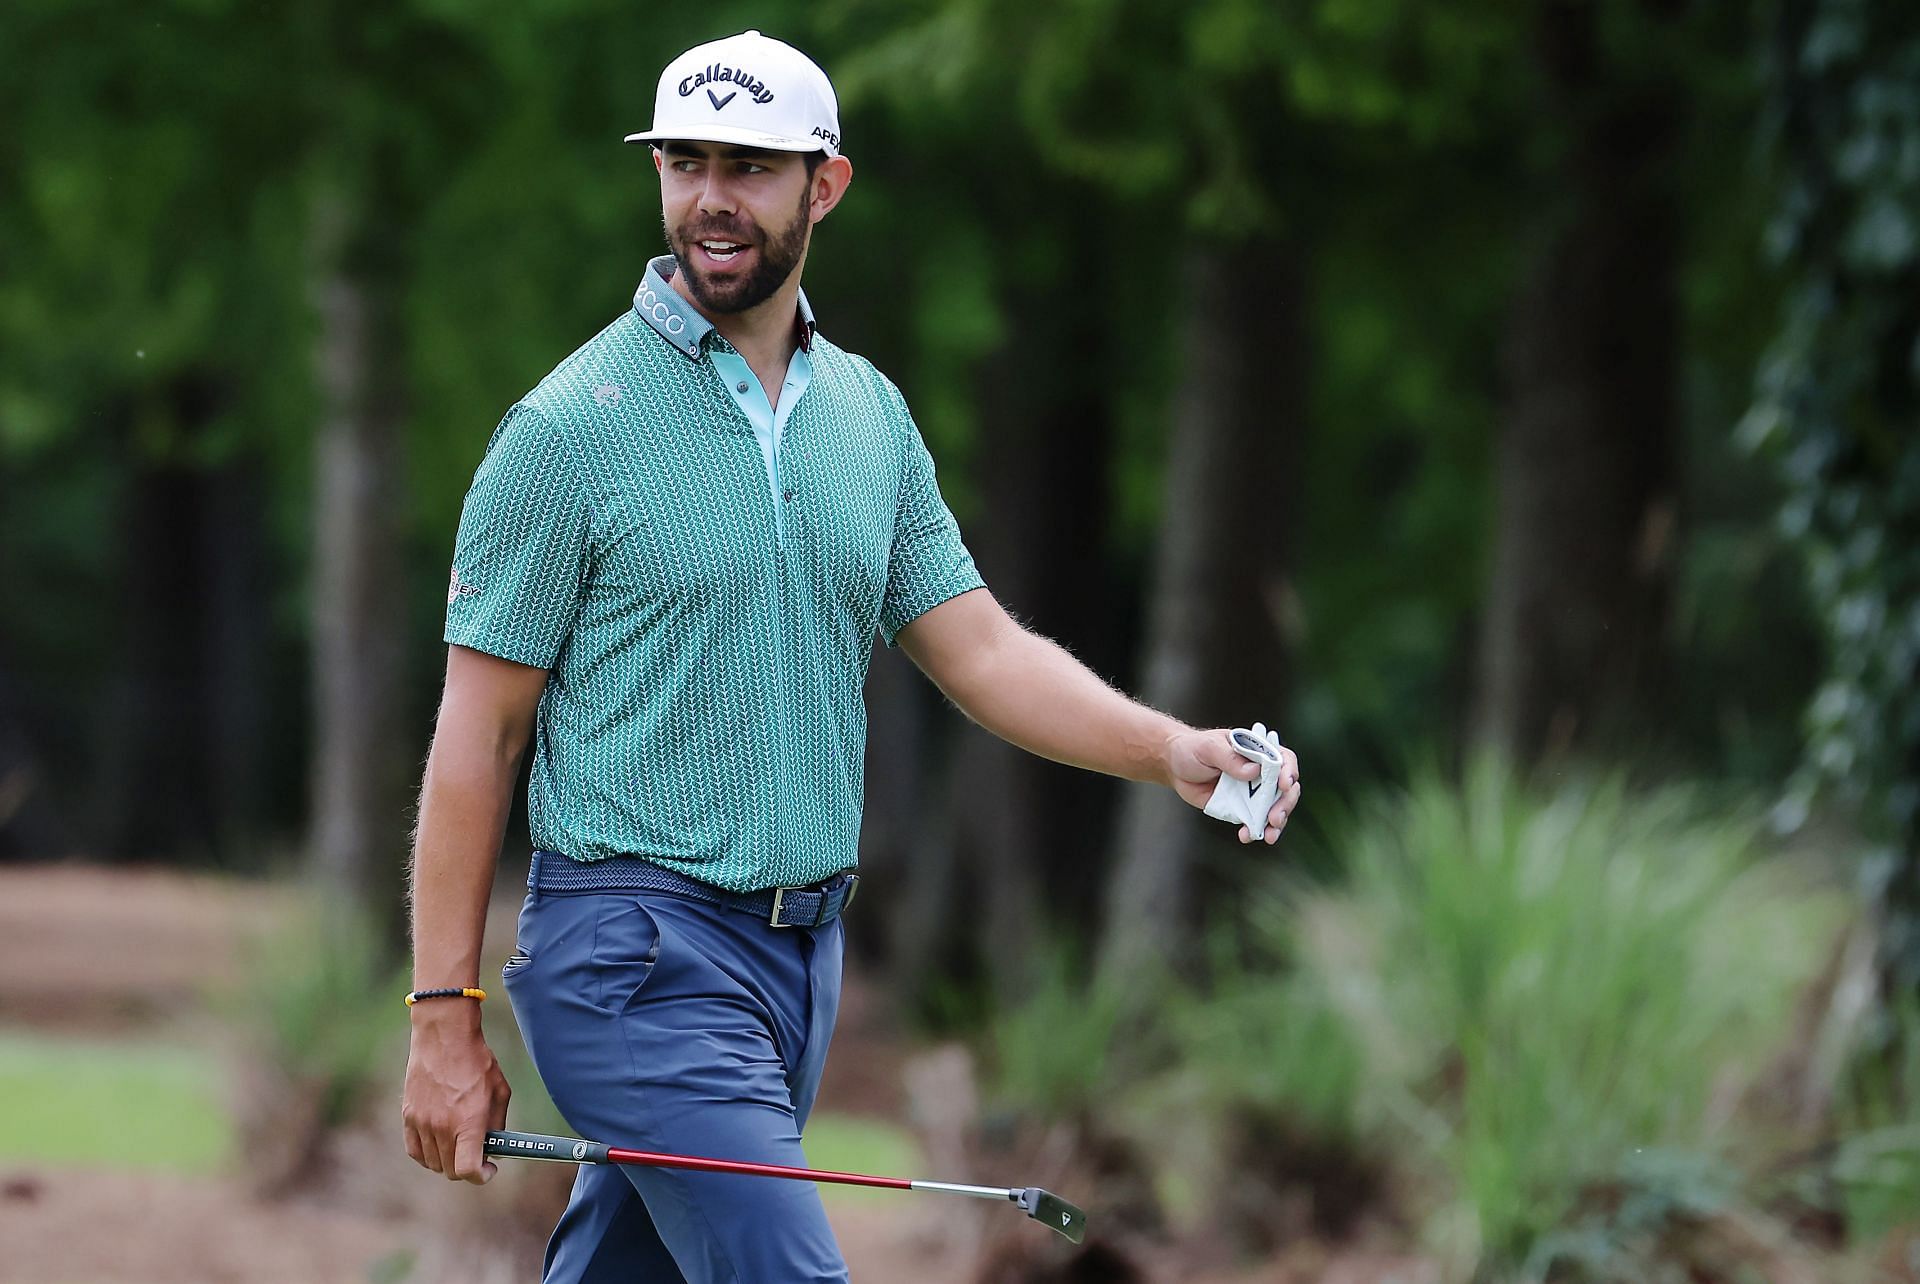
[1204,723,1284,835]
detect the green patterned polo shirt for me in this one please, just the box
[444,257,983,891]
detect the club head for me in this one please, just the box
[1015,1187,1088,1243]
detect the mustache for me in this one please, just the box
[680,219,761,245]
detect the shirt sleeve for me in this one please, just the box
[878,404,985,648]
[443,402,593,669]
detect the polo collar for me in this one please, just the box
[633,255,816,360]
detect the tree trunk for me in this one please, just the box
[885,281,1123,1003]
[308,193,410,940]
[199,459,278,861]
[1099,243,1305,985]
[857,638,930,966]
[90,376,236,863]
[1472,0,1684,761]
[93,448,213,860]
[0,665,75,861]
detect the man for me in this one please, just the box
[402,28,1302,1283]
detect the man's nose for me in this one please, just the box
[698,173,738,216]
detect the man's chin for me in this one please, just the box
[679,263,786,316]
[684,276,757,315]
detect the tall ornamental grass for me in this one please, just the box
[1276,762,1849,1275]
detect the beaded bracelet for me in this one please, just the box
[405,987,487,1007]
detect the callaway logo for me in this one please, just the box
[593,382,625,406]
[680,64,775,107]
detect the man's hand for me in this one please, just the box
[402,1005,512,1184]
[1166,728,1302,845]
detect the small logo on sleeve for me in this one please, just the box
[593,383,626,406]
[448,569,481,605]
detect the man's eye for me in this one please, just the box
[741,163,767,174]
[671,160,699,172]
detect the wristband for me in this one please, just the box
[405,986,487,1008]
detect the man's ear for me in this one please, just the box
[652,146,664,174]
[808,155,854,225]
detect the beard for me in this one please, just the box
[665,188,811,315]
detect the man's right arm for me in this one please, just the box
[401,643,550,1185]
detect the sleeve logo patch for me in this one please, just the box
[448,569,482,605]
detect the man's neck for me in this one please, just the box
[666,260,805,372]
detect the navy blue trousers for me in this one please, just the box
[504,882,848,1282]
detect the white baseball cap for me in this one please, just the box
[624,30,842,157]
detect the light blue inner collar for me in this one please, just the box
[631,256,814,536]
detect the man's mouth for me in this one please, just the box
[696,238,751,265]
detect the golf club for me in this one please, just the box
[484,1128,1088,1244]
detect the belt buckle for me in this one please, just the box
[768,874,859,928]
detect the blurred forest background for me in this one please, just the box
[2,0,1918,1280]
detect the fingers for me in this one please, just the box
[403,1031,510,1184]
[1260,776,1303,844]
[404,1118,426,1170]
[452,1127,494,1185]
[415,1115,448,1176]
[1199,730,1260,780]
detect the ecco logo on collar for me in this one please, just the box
[635,282,690,336]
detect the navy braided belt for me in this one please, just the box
[527,850,859,928]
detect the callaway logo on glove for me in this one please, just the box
[1204,723,1285,835]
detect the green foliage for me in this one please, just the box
[1169,936,1364,1141]
[1745,0,1920,977]
[1120,941,1369,1235]
[989,767,1850,1272]
[231,902,407,1128]
[1828,992,1920,1246]
[1286,763,1845,1271]
[980,944,1139,1124]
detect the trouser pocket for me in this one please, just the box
[501,946,534,979]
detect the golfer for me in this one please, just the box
[402,29,1301,1283]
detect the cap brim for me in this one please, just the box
[624,124,829,154]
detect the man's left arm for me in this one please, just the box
[896,588,1302,845]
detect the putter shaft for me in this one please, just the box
[483,1129,1087,1243]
